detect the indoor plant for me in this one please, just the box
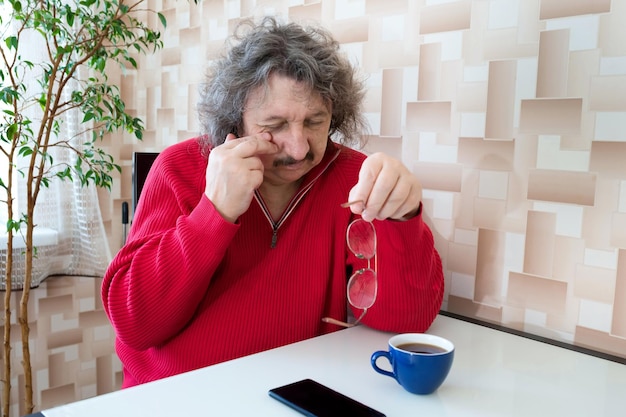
[0,0,178,414]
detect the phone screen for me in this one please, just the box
[268,378,386,417]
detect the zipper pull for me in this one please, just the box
[271,229,278,248]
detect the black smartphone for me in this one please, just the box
[268,378,386,417]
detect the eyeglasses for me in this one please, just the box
[322,218,378,328]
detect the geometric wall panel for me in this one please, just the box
[100,0,626,370]
[507,271,568,316]
[527,169,596,206]
[539,0,611,20]
[520,98,583,135]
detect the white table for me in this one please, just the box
[41,314,626,417]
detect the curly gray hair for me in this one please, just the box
[197,16,368,150]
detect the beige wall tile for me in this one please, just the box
[1,277,119,412]
[539,0,611,20]
[329,17,369,43]
[475,228,506,305]
[611,212,626,248]
[380,68,404,137]
[414,162,463,192]
[575,325,626,358]
[448,294,503,323]
[507,271,568,315]
[519,98,583,135]
[527,169,596,206]
[612,249,626,338]
[598,0,626,55]
[524,210,556,277]
[418,43,442,101]
[41,384,75,410]
[447,241,477,276]
[289,3,322,22]
[98,0,626,366]
[485,60,516,140]
[590,75,626,111]
[406,101,451,132]
[537,29,569,97]
[574,264,616,304]
[552,236,586,281]
[419,1,472,35]
[458,138,515,170]
[590,142,626,179]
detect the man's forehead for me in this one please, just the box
[245,74,328,109]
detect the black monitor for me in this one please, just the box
[132,152,159,213]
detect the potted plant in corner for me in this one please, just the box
[0,0,195,415]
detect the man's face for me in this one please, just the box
[242,73,332,187]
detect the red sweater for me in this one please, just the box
[102,138,444,387]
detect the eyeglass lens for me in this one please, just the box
[347,219,376,259]
[346,219,377,310]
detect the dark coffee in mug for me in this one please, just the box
[372,333,455,394]
[396,342,447,354]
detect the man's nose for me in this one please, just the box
[283,125,310,160]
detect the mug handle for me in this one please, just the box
[370,350,395,378]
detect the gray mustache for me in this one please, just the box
[273,151,314,167]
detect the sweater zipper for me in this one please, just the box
[255,148,341,248]
[255,181,317,248]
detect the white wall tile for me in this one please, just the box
[578,299,613,333]
[595,112,626,142]
[545,15,599,51]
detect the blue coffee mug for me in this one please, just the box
[371,333,454,395]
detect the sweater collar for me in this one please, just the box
[254,139,342,244]
[297,139,342,191]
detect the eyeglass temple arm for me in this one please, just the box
[341,200,364,208]
[322,309,367,328]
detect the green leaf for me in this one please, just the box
[66,8,75,26]
[6,123,18,141]
[82,112,95,123]
[7,219,20,233]
[18,146,33,157]
[4,36,18,50]
[158,12,167,28]
[60,167,72,180]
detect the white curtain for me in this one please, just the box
[0,108,112,290]
[0,27,112,290]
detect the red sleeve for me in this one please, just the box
[102,144,238,350]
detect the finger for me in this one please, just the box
[361,170,400,221]
[353,154,402,221]
[237,138,278,157]
[379,180,414,220]
[222,132,272,148]
[340,200,364,208]
[223,133,278,156]
[347,158,382,214]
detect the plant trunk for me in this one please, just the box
[18,288,33,415]
[2,242,12,417]
[2,178,15,417]
[19,212,35,414]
